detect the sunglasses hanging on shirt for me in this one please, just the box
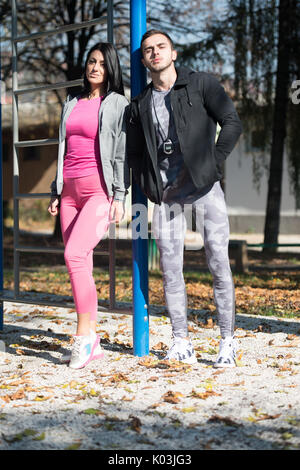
[151,89,175,155]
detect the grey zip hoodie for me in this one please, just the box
[51,91,129,201]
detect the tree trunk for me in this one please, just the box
[263,0,292,252]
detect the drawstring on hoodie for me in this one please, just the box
[185,87,193,106]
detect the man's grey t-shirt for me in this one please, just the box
[150,86,212,203]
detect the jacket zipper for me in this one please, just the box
[137,99,163,204]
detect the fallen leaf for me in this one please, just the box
[103,373,129,386]
[138,357,158,368]
[152,342,168,351]
[148,403,161,409]
[162,372,178,377]
[212,369,225,376]
[286,334,298,341]
[223,380,245,387]
[188,325,199,333]
[278,342,299,348]
[121,395,134,401]
[33,432,46,441]
[16,349,25,356]
[82,408,105,416]
[2,429,38,443]
[162,391,184,404]
[181,407,197,413]
[254,323,271,333]
[65,442,81,450]
[0,396,11,403]
[34,395,52,401]
[11,389,26,400]
[279,363,292,372]
[205,318,215,328]
[190,389,220,400]
[247,410,281,422]
[130,416,142,433]
[208,415,241,427]
[147,376,159,382]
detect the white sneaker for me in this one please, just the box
[68,330,99,369]
[165,337,197,364]
[60,334,104,365]
[213,336,237,368]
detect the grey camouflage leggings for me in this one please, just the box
[152,182,235,339]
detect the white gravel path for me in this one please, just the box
[0,300,299,451]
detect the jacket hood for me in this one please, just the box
[174,66,196,85]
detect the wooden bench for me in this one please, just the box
[229,240,249,273]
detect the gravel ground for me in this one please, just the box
[0,299,299,451]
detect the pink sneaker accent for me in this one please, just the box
[61,334,104,365]
[91,335,104,360]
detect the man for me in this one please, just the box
[127,30,243,367]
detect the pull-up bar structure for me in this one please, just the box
[0,0,150,357]
[0,34,3,331]
[130,0,149,357]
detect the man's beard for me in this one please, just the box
[148,58,174,74]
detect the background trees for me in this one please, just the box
[178,0,300,251]
[0,0,130,100]
[0,0,207,97]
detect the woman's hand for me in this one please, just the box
[109,199,124,224]
[48,197,60,217]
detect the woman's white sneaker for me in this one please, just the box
[213,336,237,368]
[60,333,103,364]
[68,330,99,369]
[165,337,197,364]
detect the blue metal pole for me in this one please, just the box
[130,0,149,357]
[0,35,3,331]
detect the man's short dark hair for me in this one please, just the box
[140,29,175,55]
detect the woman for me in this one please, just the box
[48,43,129,369]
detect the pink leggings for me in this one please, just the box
[60,173,111,321]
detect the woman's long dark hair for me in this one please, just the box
[81,42,124,97]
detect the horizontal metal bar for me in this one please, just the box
[15,138,58,147]
[0,293,133,315]
[16,246,64,254]
[15,246,109,255]
[16,193,51,199]
[13,17,107,43]
[14,79,83,96]
[247,243,300,247]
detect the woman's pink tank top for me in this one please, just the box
[63,96,104,179]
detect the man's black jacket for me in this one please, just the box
[126,66,243,204]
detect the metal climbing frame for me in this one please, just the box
[0,0,127,328]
